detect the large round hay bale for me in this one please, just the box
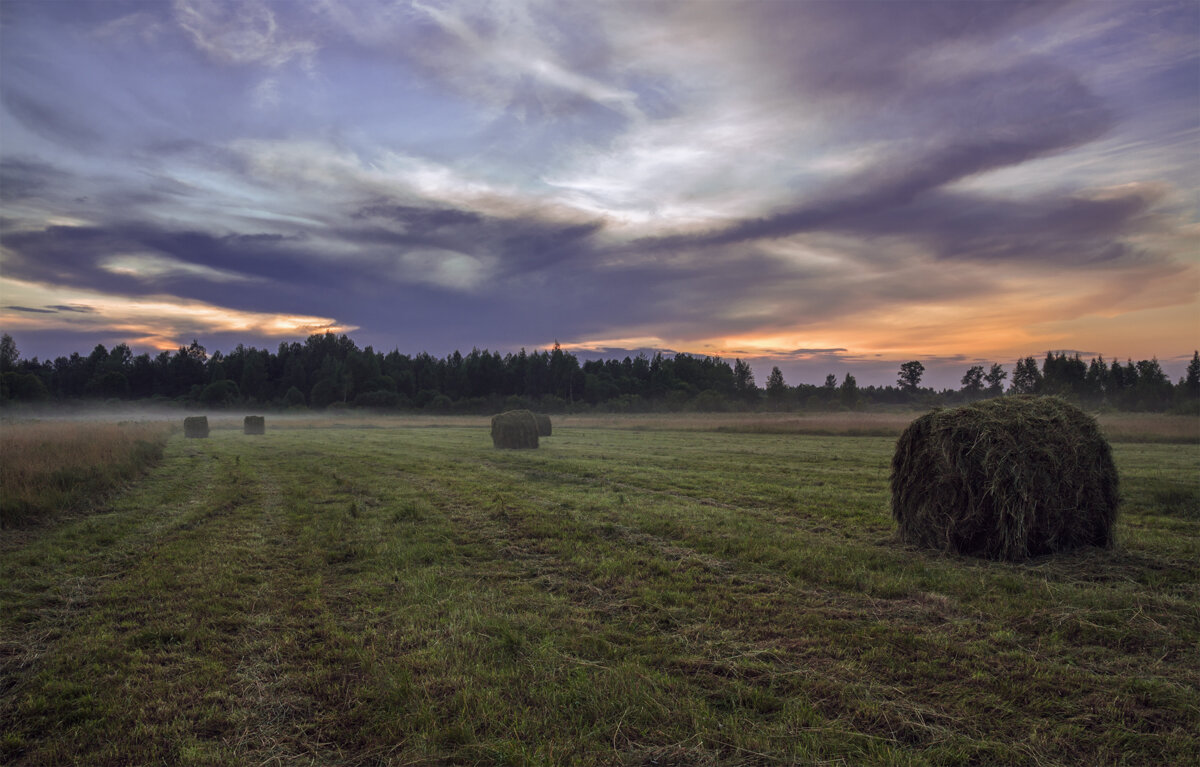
[491,409,539,449]
[183,416,209,439]
[890,396,1118,561]
[534,413,552,437]
[244,415,265,435]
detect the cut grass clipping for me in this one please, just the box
[183,416,209,439]
[891,396,1119,561]
[535,413,552,437]
[491,409,539,449]
[243,415,266,435]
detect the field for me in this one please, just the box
[1,413,1198,766]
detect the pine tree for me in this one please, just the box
[1185,351,1200,399]
[840,373,859,408]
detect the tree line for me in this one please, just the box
[1,333,1196,413]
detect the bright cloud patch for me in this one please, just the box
[101,253,259,283]
[0,277,354,350]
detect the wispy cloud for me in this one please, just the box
[173,0,317,68]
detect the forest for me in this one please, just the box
[1,332,1196,413]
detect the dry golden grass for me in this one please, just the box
[1095,411,1200,443]
[0,420,174,528]
[560,410,923,435]
[563,409,1199,443]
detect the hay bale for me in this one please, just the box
[183,416,209,439]
[534,413,552,437]
[890,396,1118,561]
[491,409,539,449]
[244,415,265,435]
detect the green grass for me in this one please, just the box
[1,418,1197,765]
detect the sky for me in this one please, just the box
[1,0,1197,389]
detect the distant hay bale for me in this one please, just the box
[890,396,1118,561]
[534,413,552,437]
[244,415,265,435]
[491,409,539,449]
[183,416,209,439]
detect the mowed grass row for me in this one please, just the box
[1,422,1197,766]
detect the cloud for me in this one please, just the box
[2,91,102,149]
[0,276,354,352]
[3,303,96,314]
[632,60,1114,251]
[0,158,71,201]
[821,184,1173,268]
[316,0,638,121]
[100,252,262,284]
[0,0,1195,377]
[1,223,310,303]
[173,0,316,68]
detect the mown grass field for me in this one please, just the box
[1,414,1198,766]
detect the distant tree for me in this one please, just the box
[129,353,156,399]
[0,334,18,374]
[284,386,306,408]
[1041,352,1087,396]
[199,379,240,406]
[1108,359,1129,395]
[169,340,208,396]
[1,372,49,401]
[1134,358,1172,410]
[184,339,207,363]
[107,343,132,372]
[1011,357,1042,394]
[823,374,837,389]
[765,366,788,403]
[960,365,984,398]
[309,379,338,409]
[983,363,1007,395]
[1184,351,1200,399]
[733,359,757,402]
[548,341,579,402]
[840,373,859,408]
[240,350,269,402]
[897,361,925,392]
[1084,356,1108,400]
[86,343,109,382]
[354,390,400,409]
[86,371,130,399]
[206,351,227,384]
